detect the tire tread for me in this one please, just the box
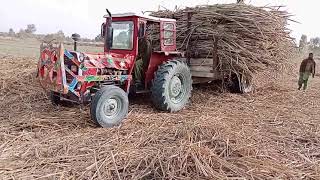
[151,59,192,112]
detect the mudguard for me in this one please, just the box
[38,43,68,94]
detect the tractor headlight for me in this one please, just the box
[119,61,126,68]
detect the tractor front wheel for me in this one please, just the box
[151,60,192,112]
[90,86,129,128]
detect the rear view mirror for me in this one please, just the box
[104,9,113,50]
[106,26,113,49]
[101,23,106,37]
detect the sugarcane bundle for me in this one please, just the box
[146,23,161,51]
[151,4,295,83]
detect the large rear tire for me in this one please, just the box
[151,60,192,112]
[90,86,129,128]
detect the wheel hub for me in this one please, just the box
[103,98,118,117]
[171,76,182,97]
[169,75,185,103]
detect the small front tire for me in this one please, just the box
[90,86,129,128]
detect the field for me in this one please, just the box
[0,38,319,179]
[0,37,103,58]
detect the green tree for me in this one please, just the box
[310,37,320,48]
[25,24,36,34]
[299,34,308,49]
[8,28,15,36]
[17,28,28,38]
[55,30,65,41]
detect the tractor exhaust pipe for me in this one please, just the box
[74,41,77,51]
[106,9,112,19]
[71,33,81,51]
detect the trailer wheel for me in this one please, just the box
[240,79,253,93]
[90,86,128,128]
[49,91,61,105]
[228,74,253,94]
[151,60,192,112]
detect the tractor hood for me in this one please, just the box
[38,43,133,95]
[79,52,134,71]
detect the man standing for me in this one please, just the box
[298,53,316,90]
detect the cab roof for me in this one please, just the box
[103,12,176,22]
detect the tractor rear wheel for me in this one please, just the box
[90,86,129,128]
[151,59,192,112]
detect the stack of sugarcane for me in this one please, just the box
[146,23,161,51]
[151,4,295,83]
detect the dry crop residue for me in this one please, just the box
[0,55,319,179]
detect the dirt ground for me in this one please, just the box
[0,46,319,179]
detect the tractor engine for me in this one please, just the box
[38,42,133,105]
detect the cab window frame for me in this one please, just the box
[111,21,135,50]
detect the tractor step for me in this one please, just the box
[134,89,150,94]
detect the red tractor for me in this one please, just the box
[38,10,194,127]
[38,9,251,127]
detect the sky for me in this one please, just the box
[0,0,318,42]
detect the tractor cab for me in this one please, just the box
[101,12,182,89]
[102,12,178,53]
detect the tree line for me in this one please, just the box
[299,34,320,50]
[8,24,36,38]
[5,24,103,42]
